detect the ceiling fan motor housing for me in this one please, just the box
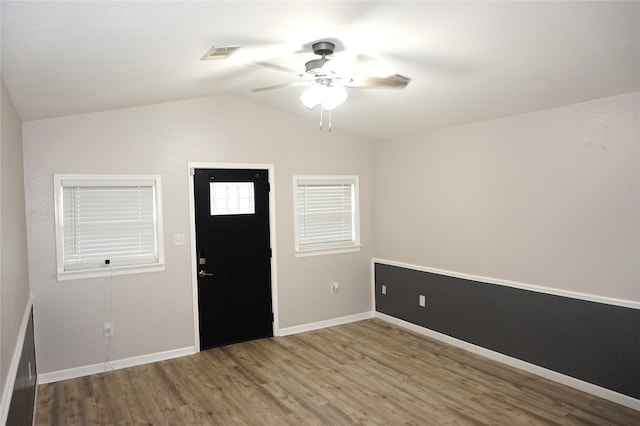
[305,41,336,73]
[312,41,335,57]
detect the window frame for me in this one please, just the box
[209,181,256,216]
[293,175,361,257]
[53,174,165,281]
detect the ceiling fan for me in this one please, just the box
[251,40,411,126]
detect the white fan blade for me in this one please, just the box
[346,73,411,89]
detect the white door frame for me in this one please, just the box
[188,162,279,352]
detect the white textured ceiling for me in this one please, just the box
[2,1,639,140]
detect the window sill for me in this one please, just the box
[57,263,165,281]
[295,245,362,258]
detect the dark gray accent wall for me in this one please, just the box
[375,263,640,399]
[7,308,37,426]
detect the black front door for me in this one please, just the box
[193,168,273,349]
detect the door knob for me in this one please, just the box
[198,269,213,277]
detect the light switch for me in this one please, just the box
[419,294,426,307]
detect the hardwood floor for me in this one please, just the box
[35,319,639,425]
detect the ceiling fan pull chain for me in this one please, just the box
[319,107,323,130]
[329,109,332,132]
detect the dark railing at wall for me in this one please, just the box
[6,307,37,425]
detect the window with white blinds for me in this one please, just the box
[294,176,361,256]
[54,175,165,280]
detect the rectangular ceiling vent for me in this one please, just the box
[200,45,242,60]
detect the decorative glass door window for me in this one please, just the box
[210,182,255,215]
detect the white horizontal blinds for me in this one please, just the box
[61,180,158,270]
[297,180,354,248]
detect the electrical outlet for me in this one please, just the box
[419,295,426,307]
[381,285,387,295]
[103,322,114,337]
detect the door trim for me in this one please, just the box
[188,162,279,352]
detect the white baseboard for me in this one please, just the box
[38,346,196,384]
[278,311,374,337]
[38,310,375,384]
[0,298,33,426]
[375,312,640,412]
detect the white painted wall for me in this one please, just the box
[23,95,373,375]
[0,76,31,415]
[373,91,640,303]
[23,87,638,377]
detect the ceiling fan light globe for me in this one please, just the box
[321,84,348,111]
[299,83,326,109]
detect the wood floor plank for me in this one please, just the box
[35,319,640,425]
[122,366,168,425]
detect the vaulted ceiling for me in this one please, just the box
[2,1,639,140]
